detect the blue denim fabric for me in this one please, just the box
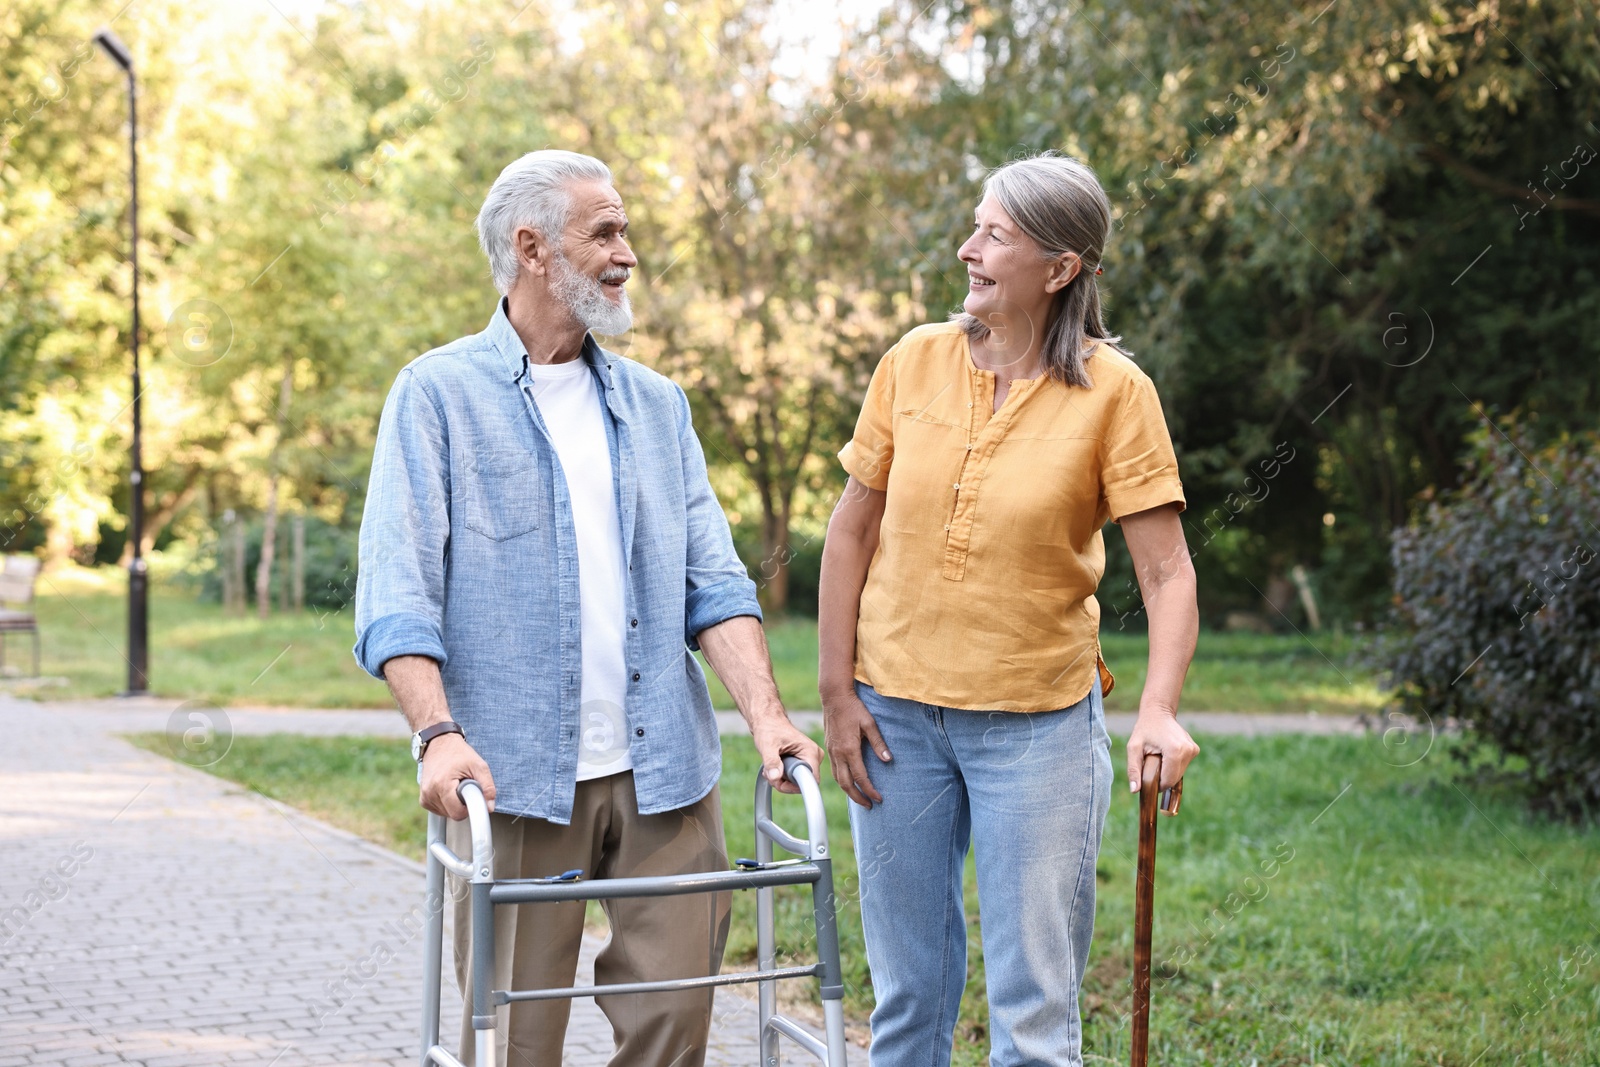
[354,300,761,824]
[849,677,1112,1067]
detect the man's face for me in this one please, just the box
[546,180,637,336]
[561,180,635,303]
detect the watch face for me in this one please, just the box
[411,733,424,762]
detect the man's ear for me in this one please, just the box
[514,224,552,280]
[1044,251,1082,294]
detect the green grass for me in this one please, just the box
[28,564,1389,713]
[697,614,830,710]
[1098,630,1387,714]
[128,728,1600,1066]
[26,565,393,707]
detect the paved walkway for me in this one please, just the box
[0,694,770,1066]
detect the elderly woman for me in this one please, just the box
[818,153,1200,1067]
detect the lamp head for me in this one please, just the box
[93,29,133,72]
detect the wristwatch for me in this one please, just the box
[412,721,465,763]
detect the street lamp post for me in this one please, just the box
[94,28,148,695]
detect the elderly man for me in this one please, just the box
[353,149,821,1067]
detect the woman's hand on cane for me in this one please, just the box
[1125,709,1198,794]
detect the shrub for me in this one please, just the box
[732,532,823,616]
[1387,427,1600,821]
[196,515,360,611]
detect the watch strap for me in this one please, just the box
[416,720,464,760]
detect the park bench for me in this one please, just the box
[0,554,42,677]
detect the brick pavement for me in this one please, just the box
[0,694,776,1066]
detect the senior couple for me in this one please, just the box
[354,149,1198,1067]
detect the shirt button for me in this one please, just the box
[630,618,639,627]
[632,672,641,681]
[953,483,961,490]
[635,727,645,737]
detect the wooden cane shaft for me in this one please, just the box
[1131,753,1162,1067]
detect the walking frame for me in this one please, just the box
[420,756,849,1067]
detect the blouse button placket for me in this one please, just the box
[945,372,989,580]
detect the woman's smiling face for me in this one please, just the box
[957,193,1081,330]
[958,193,1049,324]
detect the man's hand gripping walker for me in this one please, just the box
[419,757,849,1066]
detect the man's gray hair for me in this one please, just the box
[476,150,613,295]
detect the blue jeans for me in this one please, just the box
[849,678,1112,1067]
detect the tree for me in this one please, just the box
[563,0,919,609]
[1,0,151,558]
[5,0,1594,631]
[829,0,1600,621]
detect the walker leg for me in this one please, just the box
[421,812,446,1066]
[823,1001,848,1067]
[810,858,848,1066]
[756,817,780,1065]
[471,880,496,1067]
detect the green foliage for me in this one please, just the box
[187,515,359,610]
[4,0,1598,627]
[1387,427,1600,821]
[734,531,823,614]
[833,0,1600,621]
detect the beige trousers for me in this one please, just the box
[446,772,732,1067]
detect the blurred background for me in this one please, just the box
[3,0,1598,739]
[3,2,1599,1062]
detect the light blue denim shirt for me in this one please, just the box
[354,300,760,824]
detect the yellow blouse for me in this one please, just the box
[837,322,1186,712]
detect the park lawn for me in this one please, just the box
[27,564,392,707]
[126,728,1600,1066]
[28,565,818,709]
[34,564,1386,713]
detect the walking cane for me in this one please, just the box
[1131,753,1182,1067]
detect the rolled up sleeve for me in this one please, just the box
[353,369,452,678]
[1102,371,1186,523]
[673,383,762,650]
[837,344,898,491]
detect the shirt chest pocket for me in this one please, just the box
[464,450,544,541]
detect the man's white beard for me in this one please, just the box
[549,251,632,337]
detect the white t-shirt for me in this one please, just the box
[524,357,632,781]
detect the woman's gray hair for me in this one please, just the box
[954,152,1125,388]
[476,150,613,295]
